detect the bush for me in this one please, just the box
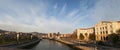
[79,33,84,40]
[107,33,119,44]
[116,29,120,34]
[89,33,96,41]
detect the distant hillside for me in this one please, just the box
[0,29,8,32]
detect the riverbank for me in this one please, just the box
[15,39,41,48]
[0,39,41,48]
[56,39,94,50]
[55,39,120,50]
[0,47,24,50]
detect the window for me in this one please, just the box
[105,26,107,30]
[106,31,108,34]
[104,37,106,40]
[103,27,104,30]
[100,28,102,30]
[101,31,102,34]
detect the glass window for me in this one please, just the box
[101,32,102,34]
[106,31,108,34]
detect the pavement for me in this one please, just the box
[60,39,120,50]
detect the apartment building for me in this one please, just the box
[95,21,120,41]
[76,27,94,41]
[112,21,120,33]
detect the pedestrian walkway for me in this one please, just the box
[58,39,120,50]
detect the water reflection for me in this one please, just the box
[30,39,76,50]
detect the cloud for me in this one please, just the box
[0,0,75,33]
[54,3,58,9]
[0,0,119,33]
[66,9,79,19]
[59,3,67,16]
[92,0,120,21]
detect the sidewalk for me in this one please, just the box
[58,39,120,50]
[57,39,95,50]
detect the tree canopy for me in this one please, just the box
[89,33,96,41]
[79,33,84,40]
[107,33,119,44]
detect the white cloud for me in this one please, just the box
[92,0,120,21]
[0,0,119,34]
[54,3,58,9]
[59,3,67,16]
[66,9,79,19]
[0,1,75,33]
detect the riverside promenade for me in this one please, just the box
[56,39,120,50]
[56,39,94,50]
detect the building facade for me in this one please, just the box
[76,27,94,41]
[95,21,120,41]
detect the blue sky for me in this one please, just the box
[0,0,120,33]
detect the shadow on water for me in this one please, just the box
[19,41,40,49]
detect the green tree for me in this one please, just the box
[107,33,119,44]
[79,33,84,40]
[85,33,88,36]
[89,33,96,41]
[0,35,4,44]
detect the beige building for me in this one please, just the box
[95,21,120,41]
[76,27,94,41]
[112,21,120,33]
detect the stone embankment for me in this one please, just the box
[56,39,94,50]
[55,39,120,50]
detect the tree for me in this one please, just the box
[0,34,4,44]
[116,29,120,34]
[89,33,96,41]
[71,33,77,39]
[79,33,84,40]
[107,33,119,44]
[85,33,88,36]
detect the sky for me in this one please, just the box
[0,0,120,33]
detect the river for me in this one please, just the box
[29,39,78,50]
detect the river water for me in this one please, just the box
[30,39,77,50]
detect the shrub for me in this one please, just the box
[107,33,119,44]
